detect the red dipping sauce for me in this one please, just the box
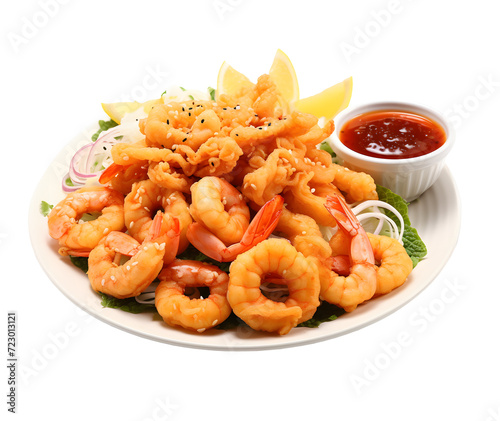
[339,110,446,159]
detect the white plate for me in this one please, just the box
[29,129,461,351]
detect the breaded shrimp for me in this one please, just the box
[367,233,413,295]
[155,260,231,332]
[48,186,125,256]
[227,238,320,335]
[124,179,191,253]
[189,176,250,245]
[187,195,284,262]
[87,212,179,299]
[320,195,377,312]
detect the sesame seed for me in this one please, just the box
[101,279,105,286]
[130,221,134,228]
[197,328,206,333]
[126,265,131,271]
[212,319,218,326]
[110,275,116,281]
[103,228,109,234]
[250,183,257,190]
[132,261,139,266]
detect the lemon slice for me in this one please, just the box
[216,61,255,99]
[269,49,299,104]
[294,76,353,120]
[102,98,163,124]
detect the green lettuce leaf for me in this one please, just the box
[40,201,53,217]
[297,302,345,328]
[376,185,427,267]
[100,293,157,314]
[69,256,89,273]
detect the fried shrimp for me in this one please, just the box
[320,195,377,312]
[155,260,231,332]
[147,161,194,194]
[87,212,179,299]
[189,176,250,245]
[124,179,191,253]
[367,233,413,295]
[331,163,378,203]
[187,195,284,262]
[48,186,125,256]
[227,238,320,335]
[283,171,341,227]
[99,162,149,195]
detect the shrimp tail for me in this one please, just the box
[324,194,375,266]
[99,163,127,185]
[240,195,284,248]
[146,211,181,264]
[324,194,358,237]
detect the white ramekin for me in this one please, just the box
[328,101,455,202]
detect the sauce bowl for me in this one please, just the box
[328,101,455,202]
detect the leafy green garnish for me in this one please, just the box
[320,140,336,157]
[297,302,345,328]
[208,87,216,101]
[69,256,89,273]
[100,293,157,314]
[65,177,74,187]
[376,185,427,267]
[40,201,53,217]
[91,119,118,141]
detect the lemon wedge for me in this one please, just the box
[294,76,353,120]
[216,61,255,99]
[102,98,163,124]
[269,49,299,104]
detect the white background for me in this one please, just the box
[2,0,499,420]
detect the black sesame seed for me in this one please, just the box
[268,123,272,126]
[182,107,185,112]
[188,113,191,117]
[201,119,205,123]
[183,138,187,142]
[210,162,215,166]
[167,119,170,124]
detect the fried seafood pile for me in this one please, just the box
[48,75,413,336]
